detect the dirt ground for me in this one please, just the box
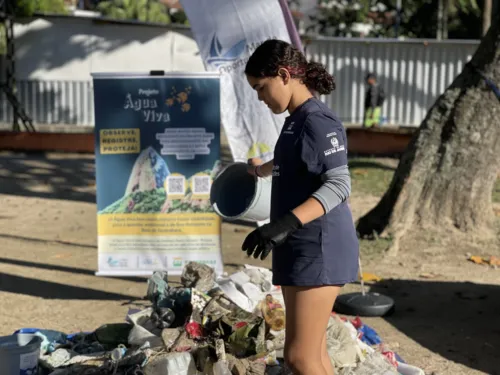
[0,151,499,375]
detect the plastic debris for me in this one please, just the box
[468,254,500,266]
[181,261,216,293]
[361,272,382,282]
[143,352,197,375]
[260,294,285,332]
[14,328,67,355]
[339,351,399,375]
[34,262,424,375]
[325,315,362,370]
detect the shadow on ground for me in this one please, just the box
[0,152,95,202]
[348,158,397,171]
[0,272,138,301]
[370,279,500,375]
[0,256,148,284]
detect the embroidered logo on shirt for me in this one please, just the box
[324,136,345,156]
[284,122,295,135]
[272,165,280,176]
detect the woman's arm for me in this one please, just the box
[292,197,325,225]
[248,159,274,177]
[293,165,351,225]
[291,110,352,225]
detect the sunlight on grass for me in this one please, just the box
[349,157,500,203]
[359,237,393,259]
[349,158,395,196]
[493,179,500,203]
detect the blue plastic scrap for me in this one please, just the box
[358,324,382,346]
[14,328,68,354]
[146,271,169,304]
[357,323,405,364]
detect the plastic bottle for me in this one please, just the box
[260,294,285,332]
[212,360,232,375]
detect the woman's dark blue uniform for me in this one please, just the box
[270,97,359,286]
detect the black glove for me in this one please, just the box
[241,212,303,260]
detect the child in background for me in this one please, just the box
[363,73,385,128]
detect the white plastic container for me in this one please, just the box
[397,362,425,375]
[0,333,42,375]
[210,162,272,222]
[143,352,198,375]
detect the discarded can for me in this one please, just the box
[159,307,176,328]
[185,322,203,339]
[110,346,127,361]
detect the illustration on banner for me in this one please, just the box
[92,74,223,275]
[94,77,222,216]
[99,148,222,215]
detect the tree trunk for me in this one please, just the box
[442,0,448,40]
[483,0,492,36]
[437,0,444,40]
[356,13,500,254]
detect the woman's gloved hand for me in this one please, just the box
[241,212,303,260]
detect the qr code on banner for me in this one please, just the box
[167,176,186,195]
[193,175,211,195]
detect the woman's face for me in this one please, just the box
[246,74,292,114]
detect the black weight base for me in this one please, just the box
[334,292,395,317]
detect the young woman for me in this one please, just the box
[241,39,359,375]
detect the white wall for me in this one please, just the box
[4,16,480,127]
[13,16,204,81]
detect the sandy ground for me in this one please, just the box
[0,151,499,375]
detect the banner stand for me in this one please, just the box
[92,71,224,277]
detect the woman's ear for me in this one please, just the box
[278,68,291,84]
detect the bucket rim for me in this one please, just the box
[211,162,265,221]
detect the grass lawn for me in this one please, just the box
[349,157,500,203]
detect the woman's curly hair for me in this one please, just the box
[245,39,336,95]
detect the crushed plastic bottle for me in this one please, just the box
[260,294,285,332]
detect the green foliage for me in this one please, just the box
[100,188,167,214]
[14,0,37,17]
[36,0,67,14]
[295,0,483,39]
[97,0,171,24]
[0,25,5,55]
[308,0,375,37]
[373,0,482,39]
[14,0,67,17]
[170,9,189,25]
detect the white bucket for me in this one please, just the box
[0,333,42,375]
[210,162,271,222]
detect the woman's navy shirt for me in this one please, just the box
[270,97,359,286]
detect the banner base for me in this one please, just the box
[95,270,168,277]
[95,266,224,278]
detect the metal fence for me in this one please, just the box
[305,37,479,126]
[0,38,480,128]
[0,80,94,126]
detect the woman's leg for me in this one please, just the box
[322,332,335,375]
[282,285,341,375]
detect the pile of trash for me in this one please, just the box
[30,262,424,375]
